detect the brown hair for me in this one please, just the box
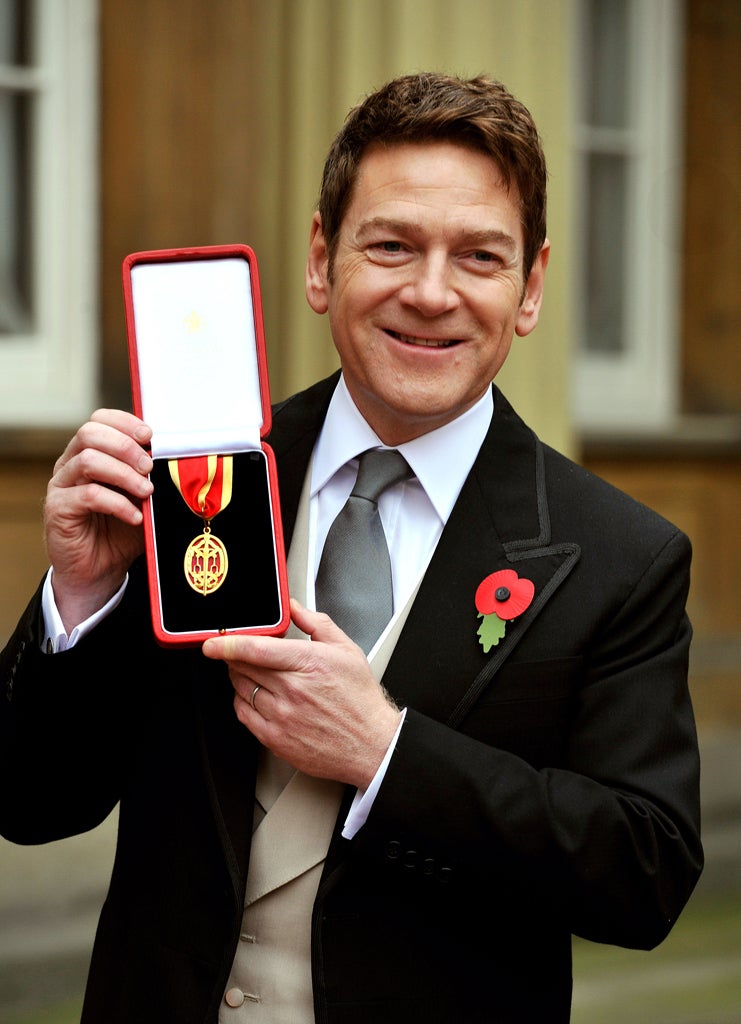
[318,72,548,280]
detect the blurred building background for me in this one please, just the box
[0,1,739,1021]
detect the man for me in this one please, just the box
[0,73,702,1023]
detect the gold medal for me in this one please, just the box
[184,526,229,595]
[168,455,234,596]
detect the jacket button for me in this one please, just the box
[438,866,453,883]
[423,857,435,876]
[403,849,418,869]
[385,840,401,860]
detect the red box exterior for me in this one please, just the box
[123,244,290,647]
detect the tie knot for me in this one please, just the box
[351,449,411,504]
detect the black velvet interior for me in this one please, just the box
[149,450,282,635]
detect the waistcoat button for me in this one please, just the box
[225,987,245,1007]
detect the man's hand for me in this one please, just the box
[44,409,154,632]
[202,600,402,789]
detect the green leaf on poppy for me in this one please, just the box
[477,612,506,652]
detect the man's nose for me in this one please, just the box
[399,255,460,316]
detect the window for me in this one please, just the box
[0,0,97,427]
[572,0,684,430]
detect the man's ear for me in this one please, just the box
[515,239,550,338]
[305,212,330,314]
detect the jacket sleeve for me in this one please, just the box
[0,564,157,844]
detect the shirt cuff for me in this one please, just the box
[41,569,129,653]
[341,707,407,840]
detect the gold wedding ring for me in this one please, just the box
[250,684,262,711]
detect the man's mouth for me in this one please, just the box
[386,329,461,348]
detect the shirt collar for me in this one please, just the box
[311,374,493,524]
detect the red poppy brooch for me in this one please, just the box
[475,569,535,652]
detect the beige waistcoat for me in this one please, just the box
[219,464,418,1022]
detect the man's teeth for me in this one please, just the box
[391,331,458,348]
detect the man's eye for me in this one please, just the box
[377,241,403,253]
[472,250,496,263]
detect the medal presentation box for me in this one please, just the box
[123,244,290,647]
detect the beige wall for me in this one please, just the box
[248,0,575,455]
[0,461,52,648]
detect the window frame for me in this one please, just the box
[0,0,98,428]
[572,0,685,432]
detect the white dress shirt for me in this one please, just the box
[315,376,493,834]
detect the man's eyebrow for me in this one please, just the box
[457,228,519,253]
[354,217,415,240]
[355,216,518,252]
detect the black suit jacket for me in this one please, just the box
[0,375,703,1023]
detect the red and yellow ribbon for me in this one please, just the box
[168,455,233,521]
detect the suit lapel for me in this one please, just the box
[382,387,580,726]
[268,372,340,551]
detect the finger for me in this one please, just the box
[56,414,152,476]
[233,682,276,734]
[90,408,152,440]
[46,457,153,533]
[203,629,319,676]
[235,680,271,715]
[202,593,349,659]
[46,479,148,529]
[54,445,152,495]
[229,671,256,702]
[289,598,358,648]
[202,608,359,674]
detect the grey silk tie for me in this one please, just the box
[315,449,412,654]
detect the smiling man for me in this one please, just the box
[305,140,548,445]
[0,73,702,1024]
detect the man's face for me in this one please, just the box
[305,141,549,445]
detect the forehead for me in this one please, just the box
[344,140,523,241]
